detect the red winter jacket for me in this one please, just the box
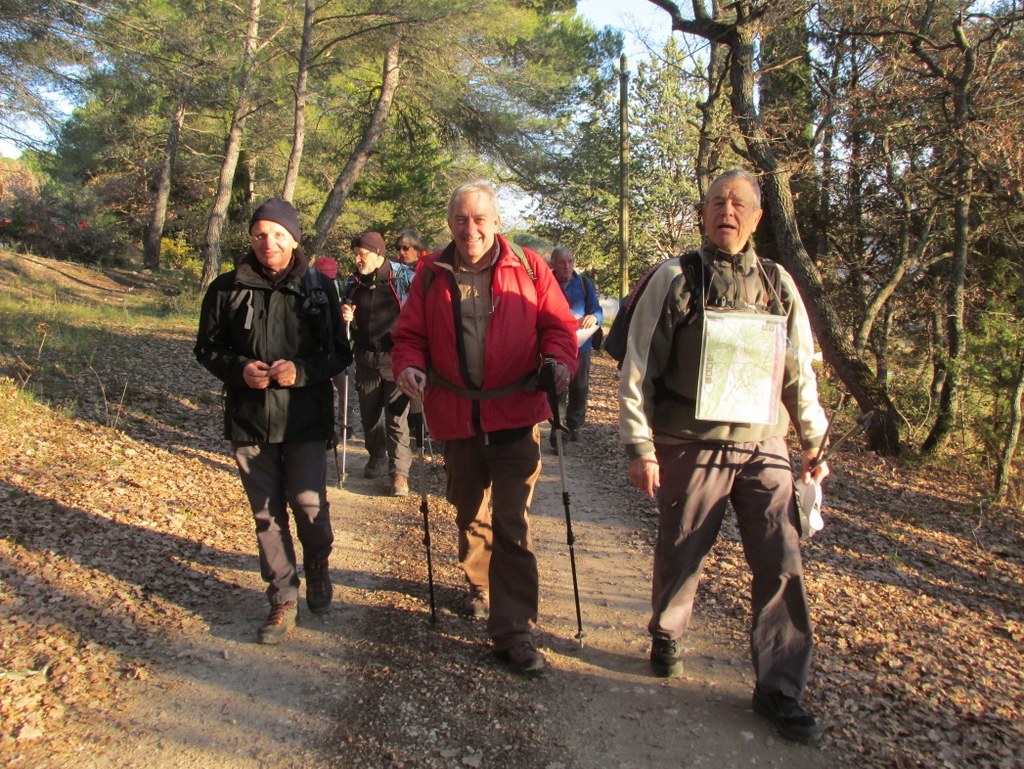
[392,235,578,441]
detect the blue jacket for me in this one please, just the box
[558,271,603,352]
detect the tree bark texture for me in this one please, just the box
[200,0,262,289]
[281,0,315,203]
[994,358,1024,503]
[306,37,401,257]
[143,97,186,271]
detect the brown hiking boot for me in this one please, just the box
[494,640,547,677]
[258,601,297,645]
[392,474,409,497]
[304,558,333,615]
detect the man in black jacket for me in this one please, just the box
[195,198,351,644]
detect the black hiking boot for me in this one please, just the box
[752,687,823,743]
[649,636,683,678]
[494,640,547,677]
[304,558,333,615]
[258,601,297,645]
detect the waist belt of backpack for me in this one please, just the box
[428,370,534,400]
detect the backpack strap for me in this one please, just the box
[507,241,536,281]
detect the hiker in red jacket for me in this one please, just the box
[393,180,577,676]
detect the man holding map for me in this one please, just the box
[617,169,830,743]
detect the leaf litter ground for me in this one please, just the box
[0,254,1021,768]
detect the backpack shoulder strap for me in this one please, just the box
[507,241,536,281]
[756,257,786,316]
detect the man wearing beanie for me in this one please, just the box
[340,231,416,496]
[195,197,351,644]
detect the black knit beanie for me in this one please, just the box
[249,198,302,243]
[350,231,386,257]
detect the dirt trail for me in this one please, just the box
[2,254,1021,769]
[6,392,830,769]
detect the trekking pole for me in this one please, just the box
[339,319,351,489]
[416,414,437,624]
[538,358,585,647]
[812,410,875,469]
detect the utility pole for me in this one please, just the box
[618,53,630,301]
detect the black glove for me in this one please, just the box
[536,357,565,433]
[408,410,424,447]
[537,357,558,399]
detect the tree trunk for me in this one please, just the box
[922,158,971,452]
[307,36,401,257]
[281,0,315,203]
[143,97,186,271]
[727,22,902,455]
[199,0,262,289]
[694,0,726,202]
[994,357,1024,503]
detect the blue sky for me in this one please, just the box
[576,0,672,63]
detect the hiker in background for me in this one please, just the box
[313,254,358,440]
[395,228,424,270]
[550,246,603,450]
[392,180,577,676]
[340,231,415,496]
[194,198,351,644]
[618,169,830,742]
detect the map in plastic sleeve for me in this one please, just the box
[695,310,786,425]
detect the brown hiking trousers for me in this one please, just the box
[444,426,542,651]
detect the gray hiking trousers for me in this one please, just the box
[649,436,813,699]
[234,440,334,606]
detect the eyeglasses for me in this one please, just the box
[397,244,414,251]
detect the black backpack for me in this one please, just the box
[604,251,784,369]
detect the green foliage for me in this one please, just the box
[160,235,201,279]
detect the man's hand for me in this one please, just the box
[579,314,598,330]
[243,360,271,389]
[628,455,660,498]
[268,360,297,387]
[801,447,830,484]
[397,367,427,399]
[341,303,355,323]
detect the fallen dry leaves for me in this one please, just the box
[0,254,1022,768]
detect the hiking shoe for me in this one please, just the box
[495,640,547,677]
[304,558,333,615]
[363,456,387,479]
[392,474,409,497]
[258,601,297,645]
[464,588,489,619]
[650,636,683,678]
[569,429,579,442]
[752,687,823,743]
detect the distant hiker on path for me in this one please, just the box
[395,228,425,270]
[550,246,603,449]
[393,180,577,676]
[617,169,831,742]
[340,232,416,496]
[194,197,351,644]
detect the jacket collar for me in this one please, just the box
[700,237,758,273]
[236,248,308,289]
